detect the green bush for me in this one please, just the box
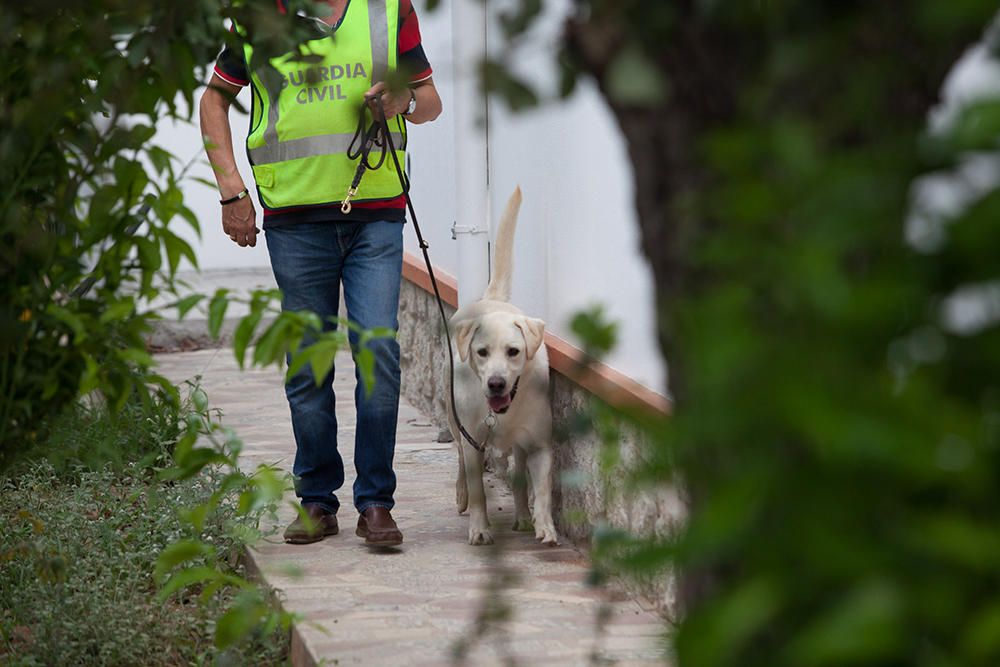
[0,414,288,666]
[6,392,180,479]
[0,0,334,473]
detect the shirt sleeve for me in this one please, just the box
[398,0,433,83]
[213,22,250,87]
[214,43,250,87]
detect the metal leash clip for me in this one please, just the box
[341,186,358,214]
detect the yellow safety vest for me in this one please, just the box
[241,0,406,210]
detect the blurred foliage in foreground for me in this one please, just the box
[486,2,1000,665]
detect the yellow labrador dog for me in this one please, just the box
[448,187,559,546]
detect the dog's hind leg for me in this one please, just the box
[463,443,494,545]
[527,446,559,545]
[455,441,469,514]
[511,445,533,531]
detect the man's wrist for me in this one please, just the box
[403,88,416,116]
[220,188,249,206]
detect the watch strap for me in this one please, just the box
[220,188,249,206]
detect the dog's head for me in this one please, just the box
[454,312,545,413]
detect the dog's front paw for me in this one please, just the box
[511,516,534,532]
[468,525,494,546]
[535,522,559,546]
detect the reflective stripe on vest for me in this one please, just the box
[239,0,405,209]
[248,129,404,165]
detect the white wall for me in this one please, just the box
[483,0,665,395]
[403,0,666,395]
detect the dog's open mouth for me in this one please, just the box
[487,394,512,413]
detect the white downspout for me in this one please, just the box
[450,0,491,307]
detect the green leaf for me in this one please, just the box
[177,205,202,238]
[174,293,205,319]
[605,42,668,106]
[233,311,264,369]
[100,297,136,324]
[307,339,340,386]
[252,317,290,367]
[157,566,224,601]
[286,348,313,380]
[127,123,156,147]
[166,447,229,480]
[479,59,538,111]
[154,539,215,583]
[498,0,542,39]
[118,347,155,368]
[783,581,903,666]
[161,229,196,275]
[355,345,375,398]
[147,145,173,176]
[192,175,220,190]
[208,290,230,338]
[570,306,618,358]
[214,598,267,648]
[191,387,209,412]
[962,602,1000,661]
[181,503,211,533]
[135,236,162,274]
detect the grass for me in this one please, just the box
[0,393,289,666]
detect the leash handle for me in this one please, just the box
[370,95,488,453]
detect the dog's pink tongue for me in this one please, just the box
[488,395,511,413]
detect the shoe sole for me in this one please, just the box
[284,526,339,545]
[355,527,403,547]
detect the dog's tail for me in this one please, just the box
[483,186,522,302]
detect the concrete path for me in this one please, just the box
[157,348,668,666]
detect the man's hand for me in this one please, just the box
[222,194,258,248]
[364,81,410,120]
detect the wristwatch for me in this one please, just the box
[404,89,416,116]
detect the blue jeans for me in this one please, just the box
[265,220,403,516]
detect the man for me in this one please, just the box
[199,0,442,547]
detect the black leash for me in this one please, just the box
[346,95,489,453]
[341,109,389,214]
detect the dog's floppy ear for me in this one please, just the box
[515,317,546,360]
[453,320,480,362]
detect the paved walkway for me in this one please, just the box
[157,347,668,666]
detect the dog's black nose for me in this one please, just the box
[487,377,506,394]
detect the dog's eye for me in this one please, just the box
[476,348,488,358]
[506,348,520,358]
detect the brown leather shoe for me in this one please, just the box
[283,504,339,544]
[356,506,403,547]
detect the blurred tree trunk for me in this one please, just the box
[565,1,995,614]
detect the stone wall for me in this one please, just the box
[398,279,682,615]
